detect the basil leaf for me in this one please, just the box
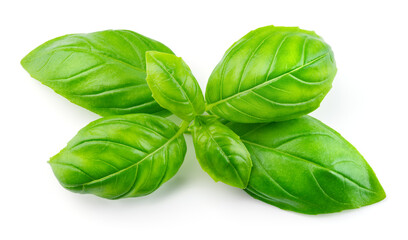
[21,30,174,116]
[49,114,187,199]
[146,51,205,121]
[206,26,337,123]
[227,116,385,214]
[191,116,252,188]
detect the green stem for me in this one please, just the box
[178,120,191,135]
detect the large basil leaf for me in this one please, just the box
[206,26,337,123]
[49,114,187,199]
[146,51,205,121]
[21,30,174,116]
[227,116,385,214]
[191,116,252,188]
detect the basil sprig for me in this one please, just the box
[22,26,385,214]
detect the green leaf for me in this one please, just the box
[227,116,385,214]
[49,114,187,199]
[191,116,252,188]
[146,51,205,121]
[206,26,337,123]
[21,30,174,116]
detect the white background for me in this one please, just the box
[1,0,407,239]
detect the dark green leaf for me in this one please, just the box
[206,26,337,123]
[191,116,252,188]
[227,116,385,214]
[146,51,205,121]
[49,114,187,199]
[21,30,174,116]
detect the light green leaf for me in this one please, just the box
[49,114,187,199]
[206,26,337,123]
[146,51,205,121]
[227,116,385,214]
[191,116,252,188]
[21,30,174,116]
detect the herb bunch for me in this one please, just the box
[21,25,385,214]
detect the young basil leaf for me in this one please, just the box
[49,114,187,199]
[227,116,385,214]
[146,51,205,121]
[206,26,337,123]
[21,30,174,116]
[191,116,252,189]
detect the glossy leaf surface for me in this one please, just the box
[206,26,337,123]
[146,51,205,121]
[227,116,385,214]
[191,116,252,188]
[21,30,174,116]
[49,114,187,199]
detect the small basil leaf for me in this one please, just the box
[49,114,187,199]
[21,30,174,116]
[227,116,385,214]
[191,116,252,188]
[146,51,205,121]
[206,26,337,123]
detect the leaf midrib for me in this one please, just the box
[206,52,330,110]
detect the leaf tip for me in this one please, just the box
[20,54,30,70]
